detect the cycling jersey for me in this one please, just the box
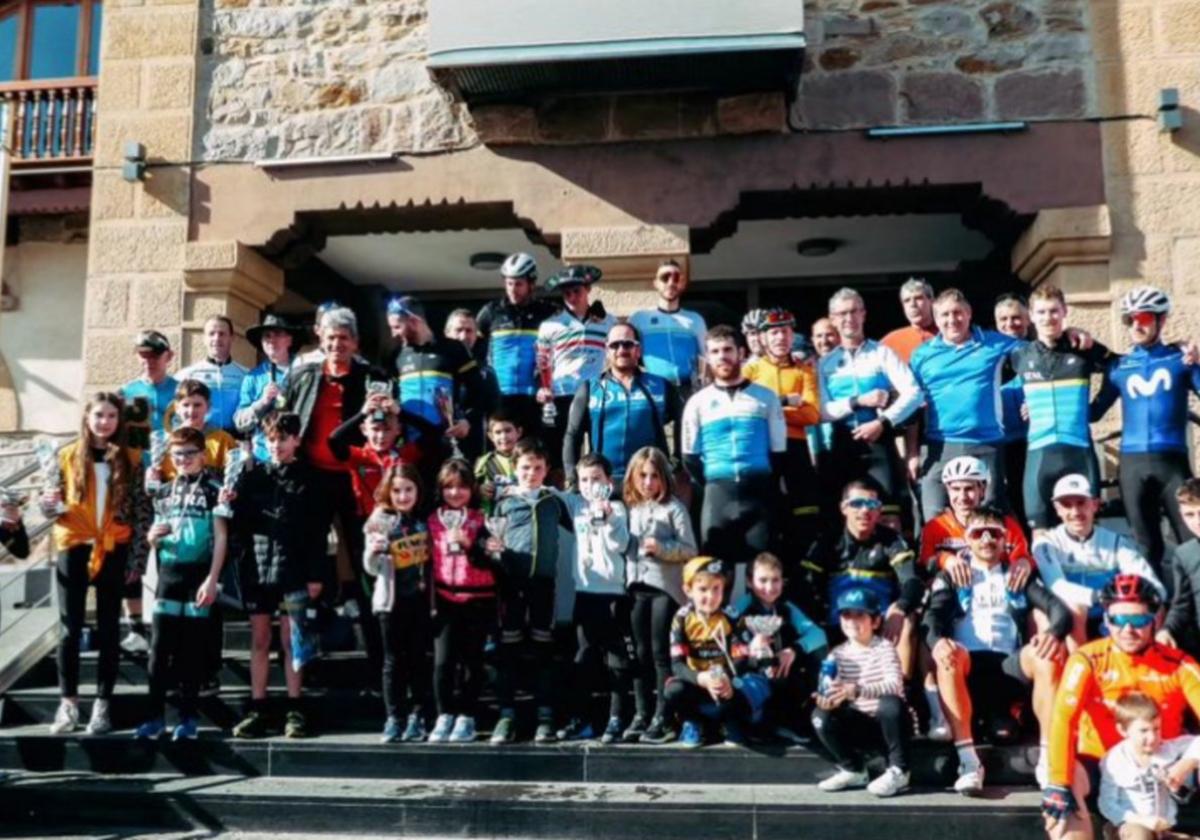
[1008,337,1111,451]
[744,356,820,441]
[153,471,222,613]
[681,380,786,483]
[805,524,922,625]
[1000,378,1027,443]
[918,509,1031,572]
[177,358,249,433]
[669,603,746,676]
[1048,638,1200,787]
[628,307,707,387]
[394,338,483,447]
[880,324,936,365]
[536,308,615,398]
[1091,342,1200,454]
[727,593,828,657]
[120,375,178,454]
[818,339,921,429]
[927,562,1068,653]
[234,360,293,461]
[1033,525,1163,612]
[475,298,559,397]
[909,328,1022,444]
[563,371,677,483]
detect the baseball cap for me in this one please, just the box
[135,330,171,354]
[1052,473,1094,500]
[683,556,725,588]
[835,587,881,616]
[386,295,425,321]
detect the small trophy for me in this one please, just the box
[484,514,508,559]
[434,387,465,460]
[213,446,250,519]
[366,379,392,401]
[145,430,168,494]
[438,507,467,553]
[270,367,288,409]
[34,437,66,516]
[744,615,784,663]
[152,494,174,537]
[541,399,558,428]
[581,481,613,526]
[0,487,27,526]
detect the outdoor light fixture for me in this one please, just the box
[1160,89,1183,134]
[253,152,398,170]
[866,121,1027,139]
[122,141,146,183]
[469,252,506,271]
[796,238,841,258]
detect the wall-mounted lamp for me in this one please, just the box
[1160,88,1183,134]
[122,141,146,183]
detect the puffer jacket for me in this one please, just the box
[231,459,323,592]
[428,506,495,603]
[494,488,571,581]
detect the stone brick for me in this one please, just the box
[818,47,861,70]
[864,33,964,67]
[536,97,611,144]
[104,8,197,60]
[93,112,193,167]
[679,95,718,137]
[995,68,1087,119]
[83,333,141,386]
[90,222,187,274]
[470,105,537,145]
[1160,3,1200,52]
[981,2,1040,39]
[796,71,896,129]
[90,174,137,222]
[956,46,1025,74]
[902,73,984,122]
[98,61,142,112]
[1173,237,1200,297]
[1101,120,1164,177]
[916,7,978,38]
[137,166,191,219]
[612,95,682,141]
[85,278,130,328]
[144,62,195,111]
[716,93,785,135]
[130,275,184,327]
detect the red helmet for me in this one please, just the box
[1100,574,1162,612]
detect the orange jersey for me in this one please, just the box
[918,510,1031,572]
[1048,638,1200,787]
[743,356,820,440]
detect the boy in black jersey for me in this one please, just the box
[135,427,227,741]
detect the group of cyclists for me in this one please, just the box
[14,248,1200,838]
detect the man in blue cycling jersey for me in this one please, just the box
[235,312,305,461]
[177,315,248,434]
[1091,286,1200,573]
[629,260,707,403]
[475,252,559,436]
[682,325,786,575]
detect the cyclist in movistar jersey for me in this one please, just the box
[628,260,707,401]
[475,252,559,435]
[1091,286,1200,573]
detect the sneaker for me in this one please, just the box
[48,700,79,735]
[556,718,595,742]
[85,699,112,736]
[199,677,220,698]
[818,767,869,792]
[120,630,149,655]
[954,766,985,796]
[640,716,677,745]
[534,719,557,744]
[927,722,953,743]
[134,717,166,740]
[401,713,426,742]
[172,716,200,741]
[622,714,648,743]
[232,709,269,740]
[600,716,623,745]
[428,714,455,743]
[490,713,516,745]
[284,709,309,739]
[867,766,911,798]
[448,716,477,743]
[381,716,404,744]
[679,720,704,749]
[722,721,746,747]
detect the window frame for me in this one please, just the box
[0,0,102,85]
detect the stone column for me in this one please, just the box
[559,224,690,317]
[183,242,285,368]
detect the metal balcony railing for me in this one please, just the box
[0,77,96,165]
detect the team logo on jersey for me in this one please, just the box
[1125,368,1172,398]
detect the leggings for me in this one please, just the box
[569,592,635,721]
[629,584,678,720]
[495,577,556,714]
[1120,451,1191,577]
[432,597,495,718]
[378,593,431,720]
[699,478,774,566]
[1023,443,1099,531]
[812,695,911,771]
[148,613,206,718]
[56,543,126,699]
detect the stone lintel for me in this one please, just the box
[560,224,690,284]
[1012,205,1112,289]
[183,241,284,312]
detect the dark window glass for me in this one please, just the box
[87,1,100,75]
[0,11,17,82]
[29,2,80,79]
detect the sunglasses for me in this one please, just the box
[170,448,203,460]
[656,272,682,281]
[608,340,639,351]
[844,497,882,510]
[1106,612,1155,629]
[965,526,1005,541]
[1122,312,1158,328]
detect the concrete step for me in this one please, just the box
[0,771,1048,839]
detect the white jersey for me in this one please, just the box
[946,563,1020,655]
[1099,736,1200,828]
[176,358,249,433]
[536,310,615,398]
[1033,525,1165,611]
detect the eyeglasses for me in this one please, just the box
[170,448,203,460]
[844,497,882,510]
[965,526,1005,541]
[608,340,639,351]
[1122,312,1158,328]
[656,271,682,281]
[1106,612,1155,629]
[830,308,863,319]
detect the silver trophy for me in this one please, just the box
[435,387,465,460]
[581,481,613,526]
[34,437,66,516]
[0,487,27,526]
[744,615,784,660]
[366,510,398,560]
[151,493,175,537]
[484,514,508,559]
[366,379,392,401]
[541,398,558,428]
[213,446,250,519]
[437,507,467,553]
[145,430,168,494]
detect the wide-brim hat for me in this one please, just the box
[247,312,306,348]
[546,264,602,293]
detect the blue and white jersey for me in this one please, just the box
[629,308,707,387]
[1033,524,1164,611]
[909,328,1021,445]
[234,360,294,460]
[177,358,249,433]
[536,309,615,398]
[681,380,785,482]
[584,372,672,480]
[818,339,921,429]
[1091,342,1200,455]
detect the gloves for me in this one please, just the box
[1040,784,1076,821]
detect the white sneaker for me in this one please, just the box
[49,700,79,734]
[428,713,455,743]
[954,765,985,796]
[449,715,477,743]
[120,630,149,655]
[818,767,869,792]
[927,722,953,742]
[867,766,911,798]
[85,699,112,735]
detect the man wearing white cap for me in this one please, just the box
[1032,474,1164,646]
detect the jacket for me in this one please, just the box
[494,487,571,581]
[234,359,295,460]
[743,355,820,441]
[231,459,324,591]
[1165,539,1200,645]
[362,508,430,613]
[53,441,146,580]
[563,493,630,595]
[284,357,385,444]
[428,506,495,604]
[626,498,696,604]
[474,449,517,516]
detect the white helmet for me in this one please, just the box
[500,252,538,282]
[941,456,989,486]
[742,308,766,333]
[1119,286,1171,317]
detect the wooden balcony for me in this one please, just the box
[0,77,96,168]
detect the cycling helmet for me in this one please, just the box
[940,456,990,485]
[759,307,796,331]
[1099,573,1163,612]
[500,252,538,282]
[742,308,766,333]
[1119,286,1171,317]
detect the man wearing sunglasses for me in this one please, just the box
[1091,286,1200,575]
[1043,574,1200,840]
[563,322,680,486]
[628,260,707,401]
[927,506,1070,796]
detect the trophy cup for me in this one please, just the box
[484,514,508,559]
[541,398,557,428]
[0,487,27,526]
[744,615,784,674]
[145,430,168,494]
[213,446,250,519]
[581,481,613,526]
[270,367,288,409]
[435,387,465,460]
[438,507,467,553]
[366,379,392,401]
[34,437,66,516]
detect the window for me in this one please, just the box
[0,0,102,83]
